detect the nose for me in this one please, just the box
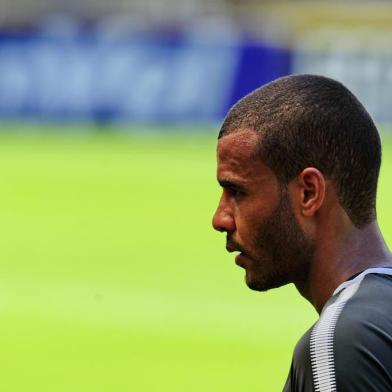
[212,199,235,233]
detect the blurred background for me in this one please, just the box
[1,1,392,391]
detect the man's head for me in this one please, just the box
[212,74,382,291]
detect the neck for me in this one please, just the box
[294,221,392,314]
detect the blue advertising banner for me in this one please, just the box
[0,30,291,123]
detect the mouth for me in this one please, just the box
[226,245,249,268]
[234,252,249,268]
[226,244,238,253]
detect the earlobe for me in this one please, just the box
[298,168,326,217]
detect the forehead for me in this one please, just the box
[217,130,259,162]
[217,130,273,182]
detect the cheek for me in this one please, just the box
[234,211,262,243]
[234,185,279,223]
[234,198,278,244]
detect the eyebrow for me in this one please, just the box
[218,179,245,189]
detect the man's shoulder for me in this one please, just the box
[334,272,392,339]
[320,272,392,390]
[284,271,392,392]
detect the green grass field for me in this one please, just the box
[1,125,392,392]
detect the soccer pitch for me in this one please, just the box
[1,126,392,392]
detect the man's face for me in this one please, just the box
[212,130,313,291]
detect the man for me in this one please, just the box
[212,74,392,391]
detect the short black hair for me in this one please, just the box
[219,74,381,228]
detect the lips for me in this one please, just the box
[234,252,249,268]
[226,244,239,253]
[225,243,250,268]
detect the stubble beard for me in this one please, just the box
[245,189,315,292]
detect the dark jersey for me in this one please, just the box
[283,267,392,392]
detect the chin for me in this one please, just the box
[245,271,290,292]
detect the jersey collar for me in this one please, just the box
[332,267,392,297]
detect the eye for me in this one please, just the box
[227,186,245,198]
[218,180,246,199]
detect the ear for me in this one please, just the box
[295,167,326,217]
